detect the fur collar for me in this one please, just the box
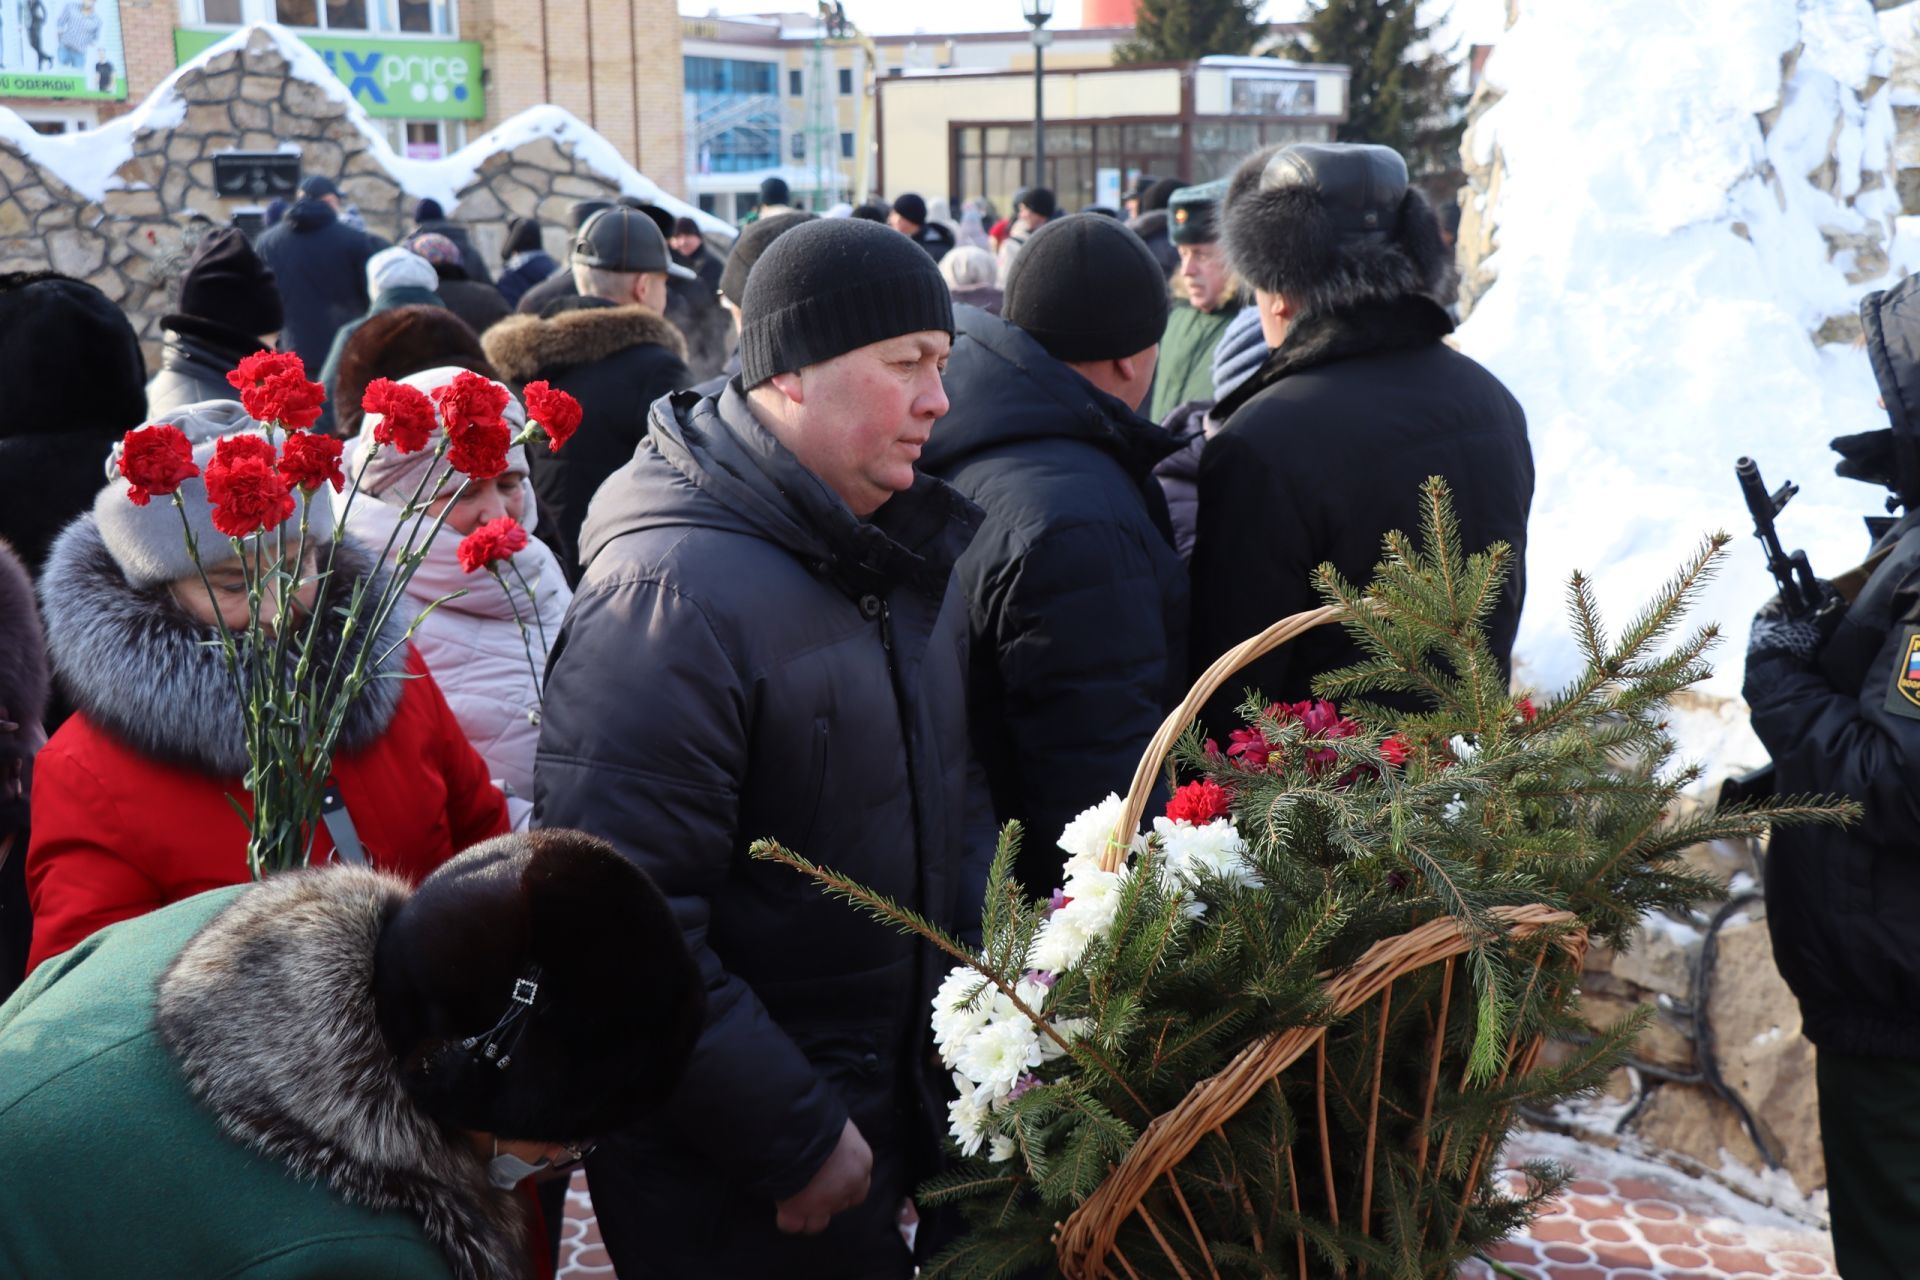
[155,869,531,1280]
[1215,294,1455,422]
[39,517,408,777]
[482,304,689,383]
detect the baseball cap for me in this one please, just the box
[572,207,696,280]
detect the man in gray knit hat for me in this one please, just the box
[536,217,988,1277]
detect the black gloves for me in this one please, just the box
[1747,581,1846,668]
[1832,429,1899,490]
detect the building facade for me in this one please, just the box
[2,0,686,193]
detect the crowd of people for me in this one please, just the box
[0,138,1546,1277]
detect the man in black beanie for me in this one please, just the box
[887,192,955,263]
[147,227,285,417]
[537,216,988,1278]
[1190,141,1533,730]
[920,213,1189,891]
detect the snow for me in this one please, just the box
[1459,0,1904,780]
[1504,1127,1831,1226]
[0,23,730,237]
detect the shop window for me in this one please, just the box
[790,133,805,159]
[788,68,803,96]
[838,67,852,95]
[840,131,854,159]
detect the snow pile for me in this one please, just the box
[1457,0,1907,778]
[0,24,729,235]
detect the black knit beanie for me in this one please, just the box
[502,216,543,259]
[0,271,146,439]
[719,211,816,305]
[1003,214,1169,363]
[177,227,284,337]
[739,219,955,388]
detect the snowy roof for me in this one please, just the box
[0,24,731,237]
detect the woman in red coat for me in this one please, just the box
[26,400,509,973]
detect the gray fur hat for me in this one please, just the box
[1221,142,1450,318]
[94,400,301,588]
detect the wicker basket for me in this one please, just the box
[1054,606,1587,1279]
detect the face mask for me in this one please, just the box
[487,1140,550,1190]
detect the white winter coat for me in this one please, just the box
[333,455,571,830]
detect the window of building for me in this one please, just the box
[838,67,853,95]
[685,55,781,173]
[840,131,854,159]
[788,68,803,96]
[189,0,455,34]
[790,133,805,160]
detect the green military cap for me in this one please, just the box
[1168,177,1230,246]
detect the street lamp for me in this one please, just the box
[1023,0,1054,198]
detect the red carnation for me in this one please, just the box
[523,380,583,452]
[433,371,513,481]
[1165,779,1233,826]
[118,423,199,506]
[1516,695,1538,724]
[203,434,296,538]
[457,516,530,574]
[227,350,325,431]
[363,378,437,454]
[278,430,346,493]
[1380,734,1410,767]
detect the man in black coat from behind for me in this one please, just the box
[145,227,284,418]
[1190,143,1532,726]
[482,206,692,585]
[920,214,1188,892]
[888,193,955,263]
[252,175,388,366]
[1744,273,1920,1279]
[535,218,986,1278]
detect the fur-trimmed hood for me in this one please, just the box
[155,868,530,1280]
[482,304,689,383]
[38,516,408,778]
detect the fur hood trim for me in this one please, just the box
[1221,145,1450,320]
[38,516,408,777]
[156,868,531,1280]
[482,304,689,382]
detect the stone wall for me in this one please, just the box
[0,27,684,372]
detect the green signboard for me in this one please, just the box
[1,0,130,100]
[174,30,484,120]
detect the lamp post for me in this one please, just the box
[1023,0,1053,196]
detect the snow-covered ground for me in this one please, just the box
[1457,0,1910,779]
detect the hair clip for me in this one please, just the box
[459,964,543,1070]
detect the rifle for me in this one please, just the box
[1736,456,1820,616]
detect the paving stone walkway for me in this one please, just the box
[557,1131,1836,1278]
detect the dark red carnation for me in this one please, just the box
[277,430,346,493]
[1380,734,1410,767]
[227,350,325,431]
[362,378,437,454]
[433,371,513,481]
[1165,779,1233,825]
[523,380,583,452]
[203,434,295,538]
[1516,695,1538,724]
[118,423,199,506]
[457,516,531,574]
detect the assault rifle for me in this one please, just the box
[1736,456,1820,616]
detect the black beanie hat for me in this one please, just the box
[177,227,284,338]
[892,193,927,225]
[1017,186,1057,219]
[0,271,146,440]
[760,176,791,206]
[502,216,543,259]
[739,218,954,389]
[373,830,705,1141]
[414,197,445,223]
[1003,214,1169,364]
[718,209,816,305]
[851,201,889,223]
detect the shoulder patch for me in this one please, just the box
[1886,628,1920,719]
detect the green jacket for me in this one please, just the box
[1148,300,1243,425]
[0,873,525,1278]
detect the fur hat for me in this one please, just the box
[372,829,705,1141]
[502,217,544,261]
[333,305,493,441]
[1221,142,1450,319]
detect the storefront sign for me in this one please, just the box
[0,0,128,100]
[174,30,484,120]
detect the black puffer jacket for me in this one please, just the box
[482,302,690,584]
[144,317,258,418]
[921,306,1188,891]
[1749,277,1920,1058]
[535,385,986,1277]
[1191,295,1533,726]
[252,199,388,366]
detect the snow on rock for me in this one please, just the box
[1458,0,1902,779]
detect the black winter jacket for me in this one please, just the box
[535,385,986,1276]
[144,317,256,418]
[495,251,558,309]
[921,306,1188,891]
[1190,296,1532,726]
[252,199,388,366]
[482,302,690,584]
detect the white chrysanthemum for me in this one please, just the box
[931,965,994,1068]
[1039,1016,1096,1062]
[987,1134,1018,1164]
[947,1073,991,1157]
[1449,734,1478,763]
[1442,793,1467,823]
[956,1018,1044,1099]
[1153,815,1258,889]
[1028,909,1096,973]
[1059,866,1128,934]
[1056,793,1143,881]
[988,975,1053,1023]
